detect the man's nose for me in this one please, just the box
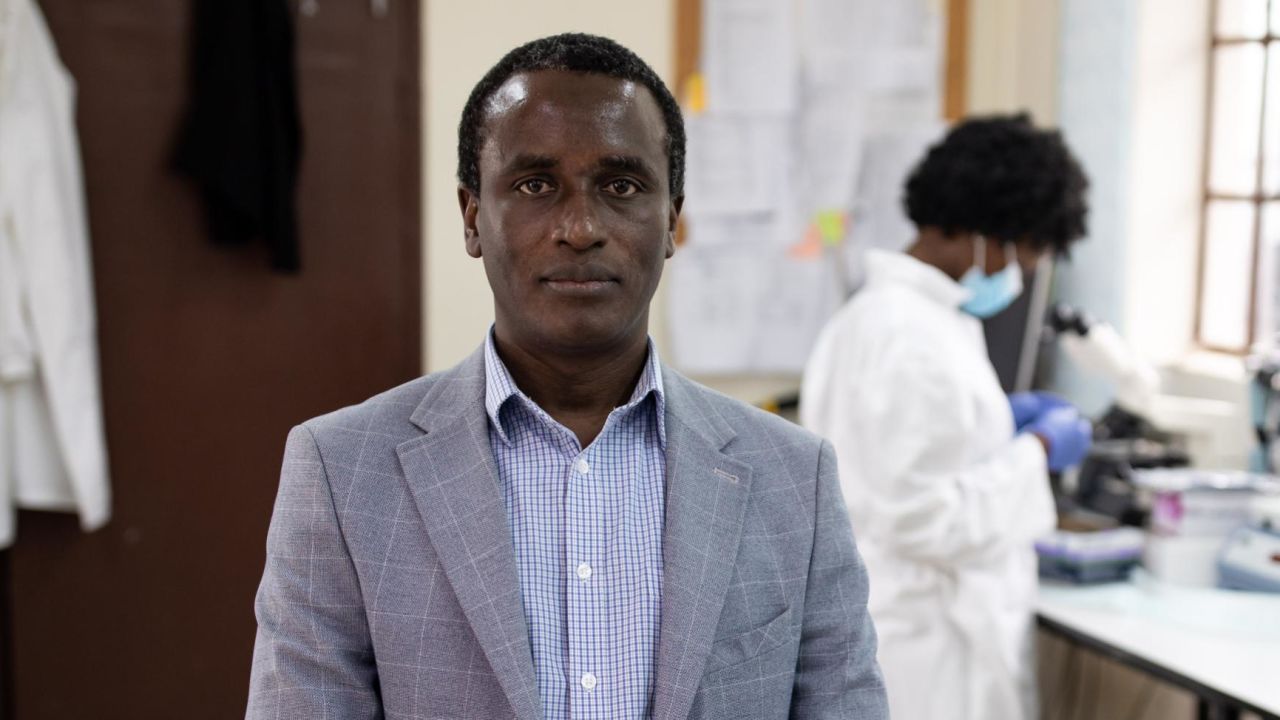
[554,189,606,250]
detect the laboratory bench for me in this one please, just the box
[1037,573,1280,719]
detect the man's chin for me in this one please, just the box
[519,318,645,358]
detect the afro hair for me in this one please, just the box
[904,113,1089,256]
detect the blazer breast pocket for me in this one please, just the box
[702,604,797,680]
[692,605,801,720]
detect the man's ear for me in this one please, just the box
[665,195,683,258]
[458,185,481,258]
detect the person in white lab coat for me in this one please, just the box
[0,0,111,546]
[801,114,1092,720]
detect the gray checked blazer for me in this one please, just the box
[246,347,888,720]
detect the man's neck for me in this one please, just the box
[492,329,651,448]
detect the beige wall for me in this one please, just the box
[422,1,674,373]
[966,0,1062,123]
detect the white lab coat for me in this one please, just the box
[801,249,1054,720]
[0,0,111,547]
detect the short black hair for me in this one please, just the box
[457,33,685,197]
[904,113,1089,256]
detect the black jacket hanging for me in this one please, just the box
[173,0,303,273]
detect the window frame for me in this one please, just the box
[1196,0,1278,353]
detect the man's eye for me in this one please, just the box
[604,179,641,196]
[516,179,553,195]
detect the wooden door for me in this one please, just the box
[3,1,420,717]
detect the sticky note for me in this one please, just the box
[685,73,707,115]
[789,225,823,260]
[815,210,847,246]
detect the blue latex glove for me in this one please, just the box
[1025,406,1093,471]
[1008,391,1071,431]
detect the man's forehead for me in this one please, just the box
[475,70,668,177]
[481,70,662,139]
[484,75,532,118]
[487,69,641,108]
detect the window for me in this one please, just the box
[1198,0,1280,352]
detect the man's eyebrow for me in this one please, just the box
[598,155,656,177]
[502,154,558,173]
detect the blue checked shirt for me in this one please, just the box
[483,332,667,720]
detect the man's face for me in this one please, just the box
[459,70,680,358]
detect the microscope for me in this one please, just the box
[1046,304,1190,526]
[1042,308,1280,588]
[1248,352,1280,473]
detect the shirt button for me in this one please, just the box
[581,672,597,691]
[574,458,590,475]
[576,562,592,580]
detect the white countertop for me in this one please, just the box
[1037,572,1280,714]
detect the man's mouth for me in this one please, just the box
[542,265,618,295]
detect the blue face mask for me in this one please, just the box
[959,236,1023,318]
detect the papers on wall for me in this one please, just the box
[668,0,945,375]
[703,0,799,115]
[666,221,843,374]
[683,117,791,217]
[800,0,873,53]
[797,101,865,210]
[679,213,781,249]
[667,242,763,375]
[842,123,946,290]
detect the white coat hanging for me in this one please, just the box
[0,0,111,547]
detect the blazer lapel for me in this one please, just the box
[395,349,542,720]
[652,370,754,720]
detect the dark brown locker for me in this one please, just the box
[2,1,421,717]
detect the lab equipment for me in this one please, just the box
[1134,469,1279,587]
[1218,527,1280,592]
[1045,305,1191,524]
[1247,354,1280,473]
[1139,470,1274,536]
[1036,527,1145,584]
[1218,496,1280,593]
[1145,535,1228,587]
[1049,304,1159,417]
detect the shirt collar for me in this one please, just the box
[864,248,972,309]
[483,328,667,448]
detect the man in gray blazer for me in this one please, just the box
[246,33,888,720]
